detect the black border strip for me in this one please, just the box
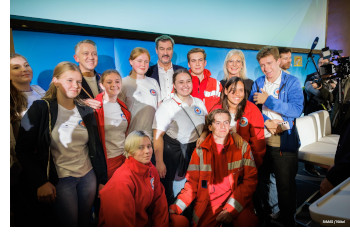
[11,15,320,54]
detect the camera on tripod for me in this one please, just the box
[319,47,350,77]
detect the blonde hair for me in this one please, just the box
[129,47,150,61]
[43,61,81,100]
[223,49,247,80]
[124,131,152,158]
[10,53,28,61]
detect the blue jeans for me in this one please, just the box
[55,169,97,226]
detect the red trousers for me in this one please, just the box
[198,201,258,227]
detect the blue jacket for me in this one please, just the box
[145,63,186,86]
[248,71,304,152]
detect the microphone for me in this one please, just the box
[307,37,319,58]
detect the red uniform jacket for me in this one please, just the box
[211,100,266,168]
[99,157,169,227]
[94,93,131,178]
[169,134,257,226]
[190,69,222,112]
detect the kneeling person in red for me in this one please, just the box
[169,109,258,227]
[98,131,169,227]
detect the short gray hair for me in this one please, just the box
[155,35,174,48]
[74,39,97,54]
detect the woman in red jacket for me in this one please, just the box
[94,69,131,179]
[98,130,169,227]
[214,77,266,168]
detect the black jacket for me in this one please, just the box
[326,117,350,186]
[145,63,185,86]
[16,99,107,191]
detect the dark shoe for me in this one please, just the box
[303,167,321,177]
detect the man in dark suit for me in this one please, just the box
[146,35,185,101]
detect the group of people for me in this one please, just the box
[11,35,306,227]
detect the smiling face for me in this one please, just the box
[174,72,193,98]
[130,53,150,76]
[226,54,243,77]
[100,73,122,99]
[225,80,245,107]
[132,137,153,164]
[259,55,281,81]
[10,56,33,85]
[53,70,82,100]
[74,43,98,73]
[188,52,207,76]
[280,52,292,70]
[209,113,231,140]
[156,40,173,65]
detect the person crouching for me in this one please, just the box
[169,109,258,226]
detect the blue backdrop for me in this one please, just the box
[13,30,320,91]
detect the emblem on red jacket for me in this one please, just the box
[239,117,248,127]
[121,113,127,121]
[150,89,157,96]
[194,106,202,115]
[78,120,86,128]
[150,177,154,190]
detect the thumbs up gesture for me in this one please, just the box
[253,88,269,105]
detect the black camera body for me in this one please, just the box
[320,47,350,77]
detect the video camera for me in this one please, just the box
[319,47,350,77]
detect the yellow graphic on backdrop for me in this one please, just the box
[294,56,303,67]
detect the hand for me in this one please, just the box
[253,88,269,105]
[273,119,284,134]
[37,182,56,203]
[311,82,319,89]
[265,119,283,135]
[196,135,206,148]
[320,178,334,195]
[156,161,167,178]
[216,210,233,224]
[232,132,243,148]
[83,98,101,110]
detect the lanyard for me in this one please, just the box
[172,97,201,138]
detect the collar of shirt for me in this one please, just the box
[265,69,282,86]
[172,93,194,107]
[157,62,173,72]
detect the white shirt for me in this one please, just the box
[152,94,207,144]
[103,100,128,158]
[84,75,99,98]
[22,85,46,116]
[158,62,175,101]
[51,104,92,178]
[118,76,161,139]
[262,70,283,146]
